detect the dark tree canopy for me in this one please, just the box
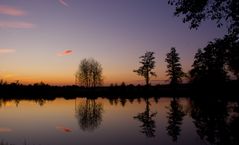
[169,0,239,82]
[190,38,228,83]
[75,58,103,87]
[165,47,185,85]
[190,34,239,83]
[168,0,239,35]
[133,51,156,85]
[225,35,239,79]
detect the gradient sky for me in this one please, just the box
[0,0,227,85]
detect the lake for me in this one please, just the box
[0,97,238,145]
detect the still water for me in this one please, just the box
[0,97,238,145]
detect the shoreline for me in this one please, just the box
[0,81,238,99]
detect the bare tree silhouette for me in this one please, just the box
[75,58,103,87]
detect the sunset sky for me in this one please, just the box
[0,0,227,85]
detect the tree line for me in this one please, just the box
[75,0,239,87]
[1,0,238,88]
[75,35,238,87]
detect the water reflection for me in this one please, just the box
[0,98,47,108]
[0,96,238,145]
[134,98,157,138]
[75,98,103,132]
[166,97,185,142]
[119,98,127,107]
[108,97,119,106]
[190,98,239,145]
[106,97,159,107]
[0,140,14,145]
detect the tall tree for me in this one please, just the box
[75,58,103,87]
[133,51,156,85]
[168,0,239,35]
[189,49,206,83]
[165,47,185,86]
[190,38,228,83]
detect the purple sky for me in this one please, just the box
[0,0,227,85]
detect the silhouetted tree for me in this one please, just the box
[75,58,103,87]
[168,0,239,81]
[134,98,157,137]
[75,99,103,131]
[165,47,185,86]
[189,49,205,83]
[166,98,185,142]
[133,51,156,85]
[168,0,239,35]
[190,38,228,84]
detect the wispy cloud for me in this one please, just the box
[0,48,16,54]
[0,21,35,29]
[57,49,73,56]
[0,5,26,16]
[59,0,69,7]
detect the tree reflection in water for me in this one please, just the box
[166,97,185,142]
[134,98,157,138]
[75,98,103,132]
[190,98,239,145]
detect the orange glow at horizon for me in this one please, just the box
[0,64,171,86]
[2,74,169,86]
[0,1,227,87]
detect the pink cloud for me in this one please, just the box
[0,5,26,16]
[0,48,16,54]
[0,21,35,29]
[56,126,72,133]
[59,0,69,7]
[57,49,73,56]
